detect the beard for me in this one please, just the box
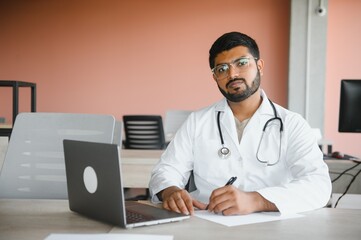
[218,70,261,103]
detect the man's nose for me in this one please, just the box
[228,64,240,78]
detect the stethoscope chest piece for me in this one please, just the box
[217,111,231,159]
[218,146,231,159]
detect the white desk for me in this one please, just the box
[0,199,360,240]
[0,199,112,240]
[112,207,361,240]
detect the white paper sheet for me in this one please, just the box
[194,210,303,227]
[44,233,173,240]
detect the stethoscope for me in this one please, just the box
[217,99,283,166]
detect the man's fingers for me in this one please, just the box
[212,199,233,214]
[193,199,207,210]
[222,206,238,216]
[163,190,193,215]
[183,196,194,215]
[207,193,228,212]
[167,197,183,213]
[207,186,236,212]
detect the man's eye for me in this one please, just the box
[216,65,229,73]
[236,58,249,66]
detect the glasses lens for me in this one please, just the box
[235,58,250,69]
[214,64,229,79]
[213,57,253,80]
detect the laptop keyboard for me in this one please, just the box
[126,209,155,224]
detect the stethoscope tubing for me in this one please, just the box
[217,99,283,165]
[217,111,231,158]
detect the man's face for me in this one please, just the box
[212,46,264,102]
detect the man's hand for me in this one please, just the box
[206,185,278,215]
[160,186,205,215]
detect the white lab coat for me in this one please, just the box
[149,90,332,214]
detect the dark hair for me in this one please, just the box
[209,32,260,69]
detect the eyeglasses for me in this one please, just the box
[212,57,258,80]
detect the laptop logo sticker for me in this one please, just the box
[83,166,98,194]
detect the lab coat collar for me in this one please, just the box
[214,101,239,149]
[258,90,278,117]
[214,98,228,112]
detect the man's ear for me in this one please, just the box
[257,59,265,76]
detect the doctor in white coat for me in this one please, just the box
[149,32,331,216]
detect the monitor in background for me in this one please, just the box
[338,80,361,133]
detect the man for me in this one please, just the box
[149,32,331,216]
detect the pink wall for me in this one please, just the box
[325,0,361,157]
[0,0,289,123]
[2,0,359,157]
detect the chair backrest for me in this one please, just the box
[123,115,166,150]
[164,110,192,141]
[113,121,123,147]
[0,112,117,199]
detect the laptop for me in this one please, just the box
[63,139,189,228]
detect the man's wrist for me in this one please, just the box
[158,186,180,201]
[253,192,278,212]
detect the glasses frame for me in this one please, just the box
[212,56,258,80]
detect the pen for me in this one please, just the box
[225,176,237,186]
[206,176,237,210]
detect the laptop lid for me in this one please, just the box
[63,139,189,228]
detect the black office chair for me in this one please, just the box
[123,115,166,150]
[122,115,166,200]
